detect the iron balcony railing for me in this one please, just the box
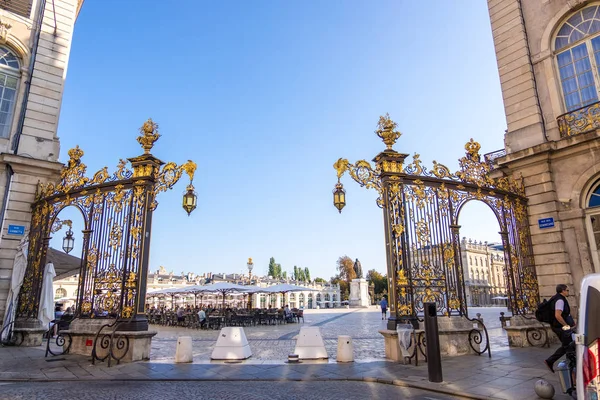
[483,148,506,169]
[557,100,600,138]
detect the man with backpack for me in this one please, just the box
[544,284,575,373]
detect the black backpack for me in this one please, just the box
[535,295,556,323]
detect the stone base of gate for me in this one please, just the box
[380,316,480,361]
[502,315,558,348]
[62,319,157,362]
[13,318,46,347]
[12,327,46,347]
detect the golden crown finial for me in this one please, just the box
[464,138,481,158]
[137,118,161,154]
[375,113,401,150]
[248,257,253,264]
[67,146,84,162]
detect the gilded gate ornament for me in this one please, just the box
[333,114,539,322]
[17,119,198,321]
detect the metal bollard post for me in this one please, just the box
[424,302,443,383]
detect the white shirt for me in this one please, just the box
[197,310,206,321]
[555,299,564,312]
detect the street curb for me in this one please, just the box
[0,376,490,399]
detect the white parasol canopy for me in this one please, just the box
[1,236,28,341]
[193,282,252,309]
[38,262,56,328]
[262,283,318,294]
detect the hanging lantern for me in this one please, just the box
[333,182,346,213]
[62,228,75,254]
[182,184,197,216]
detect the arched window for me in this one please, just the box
[55,288,67,299]
[0,46,19,138]
[586,178,600,272]
[555,5,600,111]
[475,257,478,266]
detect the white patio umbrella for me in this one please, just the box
[195,282,252,310]
[38,262,56,328]
[1,236,28,341]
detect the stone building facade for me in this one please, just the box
[461,238,508,307]
[0,0,82,322]
[55,265,341,310]
[487,0,600,301]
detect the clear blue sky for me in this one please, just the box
[51,1,507,280]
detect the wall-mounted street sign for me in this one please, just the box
[538,218,555,229]
[7,225,25,235]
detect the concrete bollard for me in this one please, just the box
[211,327,252,360]
[294,327,328,360]
[175,336,193,363]
[337,335,354,362]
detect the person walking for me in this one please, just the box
[380,296,388,320]
[544,284,575,373]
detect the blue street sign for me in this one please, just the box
[7,225,25,235]
[538,218,555,229]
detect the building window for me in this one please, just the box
[0,47,19,138]
[55,288,67,299]
[555,5,600,111]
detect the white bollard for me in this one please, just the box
[337,335,354,362]
[211,327,252,360]
[294,327,328,360]
[175,336,193,363]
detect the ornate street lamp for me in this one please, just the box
[247,257,254,280]
[62,227,75,254]
[182,183,197,216]
[332,181,346,213]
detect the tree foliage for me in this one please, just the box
[336,255,356,283]
[314,277,326,283]
[304,267,311,282]
[268,257,282,279]
[331,275,350,300]
[366,269,388,297]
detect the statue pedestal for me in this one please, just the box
[349,279,369,308]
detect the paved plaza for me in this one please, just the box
[0,381,462,400]
[148,307,509,363]
[0,307,574,399]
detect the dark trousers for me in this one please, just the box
[546,326,573,366]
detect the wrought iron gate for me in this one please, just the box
[16,119,196,332]
[334,115,539,329]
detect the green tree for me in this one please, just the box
[268,257,277,277]
[282,271,287,279]
[275,263,282,278]
[314,277,326,283]
[366,269,388,297]
[304,267,311,282]
[336,255,356,283]
[331,275,350,301]
[293,266,298,280]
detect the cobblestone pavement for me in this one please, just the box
[148,307,510,362]
[0,381,464,399]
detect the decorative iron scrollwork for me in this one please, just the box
[333,114,538,327]
[18,119,197,322]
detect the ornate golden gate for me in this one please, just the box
[15,119,197,334]
[333,115,539,331]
